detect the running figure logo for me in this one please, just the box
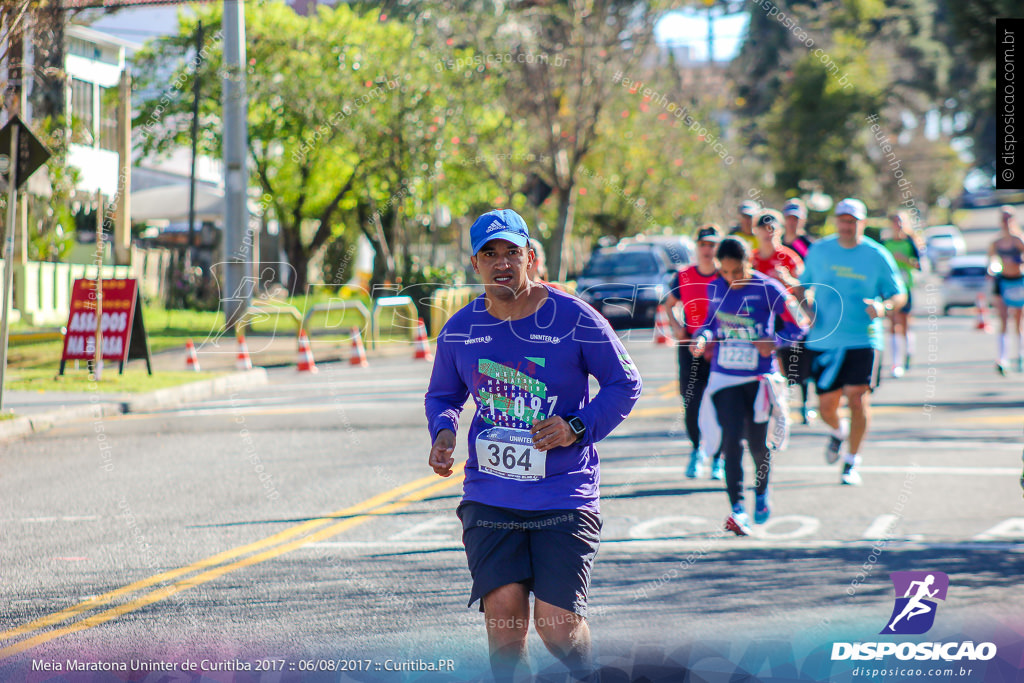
[880,571,949,635]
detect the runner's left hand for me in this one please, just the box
[530,416,576,451]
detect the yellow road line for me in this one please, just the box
[654,381,678,397]
[0,468,454,644]
[0,471,465,660]
[630,406,680,418]
[629,405,925,420]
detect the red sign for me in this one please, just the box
[61,279,138,363]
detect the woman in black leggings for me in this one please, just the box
[691,238,807,535]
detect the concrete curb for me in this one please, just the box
[124,368,269,413]
[0,369,269,444]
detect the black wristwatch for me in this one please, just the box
[566,415,586,444]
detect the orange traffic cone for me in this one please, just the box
[185,339,200,372]
[975,294,992,332]
[236,334,253,370]
[350,326,369,367]
[653,304,673,345]
[297,329,318,373]
[412,318,433,361]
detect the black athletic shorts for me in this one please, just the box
[899,290,913,314]
[456,501,602,617]
[807,347,881,394]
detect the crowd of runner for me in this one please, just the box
[423,202,1019,681]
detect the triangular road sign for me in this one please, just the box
[0,115,52,190]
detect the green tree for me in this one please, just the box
[428,0,672,280]
[133,1,460,295]
[575,57,734,246]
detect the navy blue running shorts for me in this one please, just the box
[456,501,602,618]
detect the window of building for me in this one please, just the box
[99,86,118,152]
[70,77,95,146]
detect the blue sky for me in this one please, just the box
[654,9,749,62]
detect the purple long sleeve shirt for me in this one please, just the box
[424,286,642,513]
[696,272,808,376]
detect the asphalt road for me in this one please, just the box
[2,210,1023,681]
[2,282,1022,681]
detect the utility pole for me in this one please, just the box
[187,20,203,270]
[0,124,20,411]
[114,68,132,266]
[705,0,715,66]
[222,1,250,331]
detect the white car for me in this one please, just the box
[923,225,967,273]
[939,255,991,315]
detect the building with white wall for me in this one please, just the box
[63,23,135,198]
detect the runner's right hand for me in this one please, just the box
[429,429,456,477]
[690,336,707,357]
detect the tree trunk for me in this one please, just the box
[549,183,578,282]
[358,201,397,288]
[29,1,66,124]
[281,224,309,297]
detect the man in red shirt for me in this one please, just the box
[752,210,804,287]
[664,225,724,480]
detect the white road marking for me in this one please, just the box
[20,516,101,523]
[863,514,899,539]
[974,518,1024,540]
[759,515,820,539]
[628,516,710,539]
[304,538,1024,553]
[127,396,424,419]
[601,465,1019,477]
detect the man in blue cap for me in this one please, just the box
[794,198,906,486]
[425,209,642,681]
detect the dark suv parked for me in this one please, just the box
[575,244,677,327]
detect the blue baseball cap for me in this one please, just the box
[470,209,531,255]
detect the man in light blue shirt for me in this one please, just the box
[795,198,906,486]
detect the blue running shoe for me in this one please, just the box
[754,492,771,524]
[686,447,706,479]
[710,457,725,481]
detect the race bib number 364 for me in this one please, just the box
[476,427,546,481]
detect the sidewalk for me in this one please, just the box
[0,331,424,444]
[142,329,419,372]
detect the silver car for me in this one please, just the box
[923,225,967,274]
[940,255,991,315]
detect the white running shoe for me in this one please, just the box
[840,463,863,486]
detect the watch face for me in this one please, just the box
[569,417,585,436]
